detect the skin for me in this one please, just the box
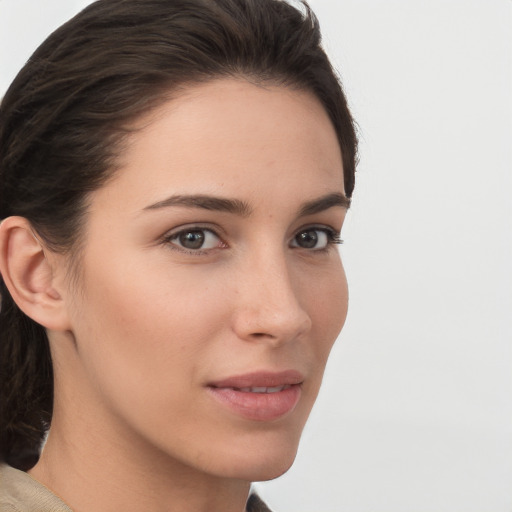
[26,79,349,512]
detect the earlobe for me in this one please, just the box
[0,216,71,331]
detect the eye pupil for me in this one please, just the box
[179,230,205,249]
[296,230,318,249]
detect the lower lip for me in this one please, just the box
[207,385,302,422]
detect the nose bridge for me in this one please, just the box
[232,243,312,343]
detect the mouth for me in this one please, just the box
[207,371,304,421]
[230,385,293,393]
[209,369,304,389]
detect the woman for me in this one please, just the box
[0,0,357,510]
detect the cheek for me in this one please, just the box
[73,267,229,374]
[65,267,235,450]
[69,244,348,387]
[73,255,249,400]
[301,258,348,378]
[306,257,348,332]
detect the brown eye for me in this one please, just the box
[169,228,222,251]
[179,230,206,249]
[291,228,339,250]
[295,230,319,248]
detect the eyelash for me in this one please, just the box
[161,225,343,256]
[290,226,343,250]
[320,228,343,246]
[161,225,225,256]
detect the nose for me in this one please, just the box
[231,252,312,345]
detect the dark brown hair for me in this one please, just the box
[0,0,357,471]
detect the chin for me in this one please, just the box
[202,399,315,481]
[247,455,297,482]
[205,428,302,482]
[219,450,298,482]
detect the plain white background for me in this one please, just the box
[1,1,511,511]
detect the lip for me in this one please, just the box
[207,370,304,422]
[209,370,304,389]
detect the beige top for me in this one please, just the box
[0,463,271,512]
[0,463,72,512]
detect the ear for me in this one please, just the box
[0,216,71,331]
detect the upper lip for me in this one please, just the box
[209,370,304,389]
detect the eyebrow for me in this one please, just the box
[143,191,350,217]
[144,194,252,216]
[298,192,351,216]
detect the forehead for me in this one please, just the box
[95,78,345,213]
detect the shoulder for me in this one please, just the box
[0,463,72,512]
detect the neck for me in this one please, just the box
[30,429,251,512]
[29,381,251,512]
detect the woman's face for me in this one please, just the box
[56,79,348,481]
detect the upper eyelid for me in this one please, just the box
[162,223,225,239]
[292,223,340,236]
[160,222,342,246]
[161,226,225,256]
[291,225,343,247]
[163,223,339,236]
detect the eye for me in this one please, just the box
[166,228,224,252]
[290,227,342,250]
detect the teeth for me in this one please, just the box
[266,386,284,393]
[251,387,268,393]
[236,385,291,393]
